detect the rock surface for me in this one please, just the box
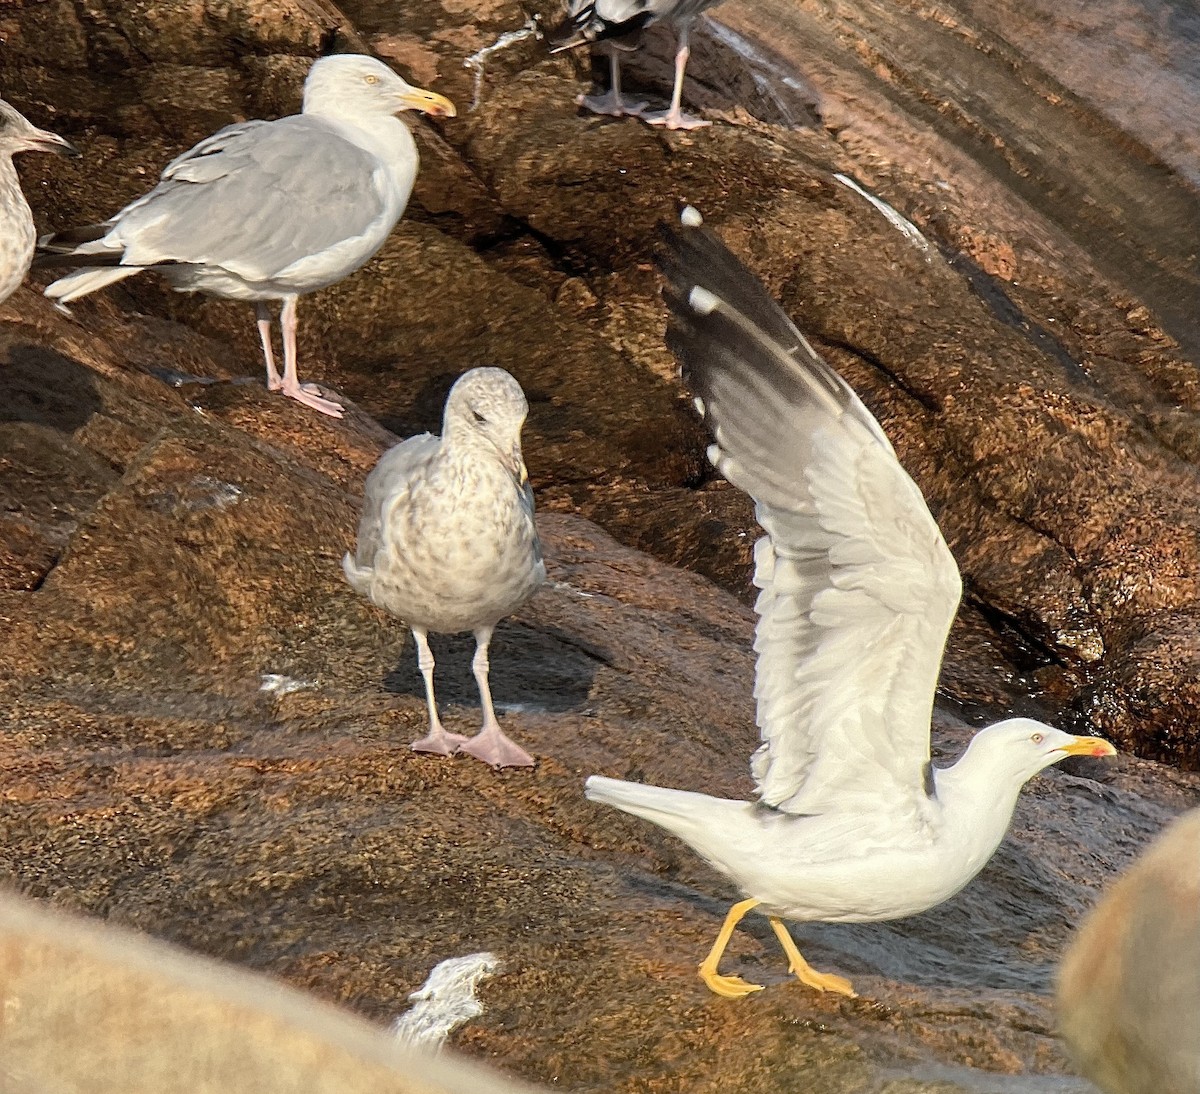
[10,0,1200,761]
[4,0,1200,1090]
[0,889,532,1094]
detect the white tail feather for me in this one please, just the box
[44,266,141,303]
[584,776,749,858]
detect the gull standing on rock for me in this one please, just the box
[36,55,455,419]
[585,215,1117,998]
[343,368,544,768]
[0,99,78,306]
[550,0,722,129]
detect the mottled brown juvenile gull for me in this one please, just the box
[37,55,454,420]
[585,213,1116,998]
[0,99,78,306]
[550,0,724,129]
[343,367,544,768]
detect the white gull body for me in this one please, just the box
[343,367,545,768]
[585,218,1116,998]
[38,55,454,420]
[0,100,77,305]
[550,0,723,129]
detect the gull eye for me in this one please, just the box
[1031,732,1044,745]
[365,74,379,85]
[472,410,487,424]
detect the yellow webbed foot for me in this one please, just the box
[699,967,765,999]
[793,965,857,998]
[770,916,857,997]
[696,898,764,999]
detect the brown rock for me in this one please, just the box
[5,0,1200,1088]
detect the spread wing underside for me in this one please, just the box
[659,222,961,819]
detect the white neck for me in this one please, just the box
[931,751,1026,880]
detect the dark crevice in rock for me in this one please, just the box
[820,335,944,416]
[941,246,1097,391]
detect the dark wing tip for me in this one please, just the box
[547,9,653,51]
[35,222,109,256]
[656,211,855,419]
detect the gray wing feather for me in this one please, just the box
[351,434,439,572]
[104,116,392,280]
[597,0,718,21]
[660,223,961,821]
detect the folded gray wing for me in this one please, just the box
[659,223,962,819]
[99,116,394,282]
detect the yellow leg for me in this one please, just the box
[698,898,765,999]
[769,917,857,997]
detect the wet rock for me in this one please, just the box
[5,0,1200,1089]
[2,285,1199,1093]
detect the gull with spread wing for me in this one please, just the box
[37,55,454,420]
[585,215,1116,999]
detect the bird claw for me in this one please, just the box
[410,730,470,756]
[643,109,711,131]
[576,90,648,118]
[281,382,345,418]
[699,969,764,999]
[793,967,857,997]
[457,731,535,768]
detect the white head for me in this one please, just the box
[0,99,79,160]
[442,367,531,482]
[961,718,1117,786]
[301,55,456,121]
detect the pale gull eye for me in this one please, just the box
[365,74,379,85]
[1031,732,1044,745]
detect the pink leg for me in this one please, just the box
[278,294,345,418]
[644,21,711,130]
[409,627,469,756]
[577,48,647,117]
[457,626,535,768]
[257,302,283,390]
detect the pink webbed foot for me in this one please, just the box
[576,89,648,117]
[458,724,535,768]
[410,726,470,756]
[643,108,711,131]
[280,379,345,418]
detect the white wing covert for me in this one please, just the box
[659,223,962,821]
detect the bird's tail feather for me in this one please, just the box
[43,266,141,303]
[585,775,742,850]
